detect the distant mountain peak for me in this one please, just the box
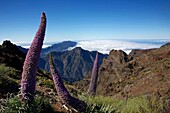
[2,40,16,48]
[71,47,83,53]
[0,40,26,70]
[41,41,77,55]
[161,42,170,48]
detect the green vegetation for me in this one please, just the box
[0,64,169,113]
[0,64,21,80]
[0,64,20,97]
[0,94,54,113]
[1,92,169,113]
[37,76,54,89]
[79,94,169,113]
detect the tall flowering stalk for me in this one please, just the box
[21,12,46,101]
[88,51,99,96]
[49,53,86,112]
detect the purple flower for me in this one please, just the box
[49,53,86,112]
[49,53,70,98]
[88,51,99,95]
[21,12,46,101]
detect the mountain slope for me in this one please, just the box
[0,40,51,98]
[0,40,26,70]
[41,41,77,55]
[96,42,170,98]
[17,41,77,55]
[39,47,107,83]
[0,40,72,112]
[1,40,107,83]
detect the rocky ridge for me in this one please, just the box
[74,42,170,98]
[96,42,170,98]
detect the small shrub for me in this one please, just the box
[0,64,20,97]
[0,64,21,80]
[0,93,54,113]
[79,94,118,113]
[38,78,54,89]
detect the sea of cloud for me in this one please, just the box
[21,45,51,49]
[14,39,170,54]
[69,39,170,54]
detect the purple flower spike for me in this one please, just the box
[49,53,70,98]
[21,12,46,101]
[49,53,86,112]
[88,51,99,96]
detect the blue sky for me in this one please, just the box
[0,0,170,43]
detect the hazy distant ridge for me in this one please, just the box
[18,39,170,55]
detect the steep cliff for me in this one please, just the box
[96,42,170,98]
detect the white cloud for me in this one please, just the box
[21,44,51,49]
[69,40,167,54]
[13,41,51,49]
[12,39,169,54]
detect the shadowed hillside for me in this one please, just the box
[0,40,26,70]
[39,47,107,83]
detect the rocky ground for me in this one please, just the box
[74,42,170,99]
